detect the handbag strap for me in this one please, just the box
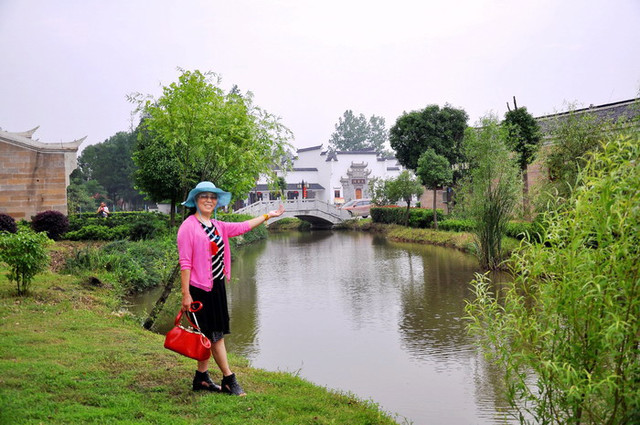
[174,301,205,332]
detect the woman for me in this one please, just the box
[177,181,284,396]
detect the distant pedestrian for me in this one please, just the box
[177,181,284,395]
[97,202,110,217]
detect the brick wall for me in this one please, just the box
[0,140,75,220]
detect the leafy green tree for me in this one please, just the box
[385,170,424,226]
[416,149,452,229]
[466,134,640,424]
[78,131,143,209]
[329,110,390,154]
[130,69,293,223]
[368,177,390,206]
[132,123,183,225]
[461,115,521,270]
[67,169,105,213]
[389,104,468,178]
[503,101,542,216]
[0,230,52,295]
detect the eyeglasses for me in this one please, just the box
[198,194,218,200]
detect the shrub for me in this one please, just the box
[371,207,443,228]
[65,211,169,240]
[371,206,404,224]
[63,235,178,293]
[0,230,52,295]
[128,218,164,241]
[0,213,17,233]
[438,219,476,232]
[31,210,69,240]
[65,225,114,241]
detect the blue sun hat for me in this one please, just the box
[181,181,232,211]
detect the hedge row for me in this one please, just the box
[65,211,267,243]
[67,211,169,231]
[371,207,444,228]
[65,212,168,241]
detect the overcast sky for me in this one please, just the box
[1,0,639,152]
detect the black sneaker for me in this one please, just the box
[192,370,222,392]
[221,373,246,396]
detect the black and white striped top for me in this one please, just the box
[200,222,225,281]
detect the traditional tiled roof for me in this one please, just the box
[297,144,323,153]
[536,98,639,136]
[0,126,85,152]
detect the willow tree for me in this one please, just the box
[130,69,293,223]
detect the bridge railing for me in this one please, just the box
[234,199,351,221]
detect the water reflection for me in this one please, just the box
[129,231,515,425]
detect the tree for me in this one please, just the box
[385,170,424,226]
[389,104,468,177]
[416,149,452,229]
[368,177,390,206]
[328,110,390,154]
[460,115,521,270]
[466,134,640,424]
[66,168,106,213]
[78,131,143,209]
[503,99,542,216]
[130,69,293,224]
[132,123,183,225]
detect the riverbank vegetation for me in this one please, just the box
[0,268,399,425]
[467,134,640,424]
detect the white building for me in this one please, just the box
[249,145,405,205]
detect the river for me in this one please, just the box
[129,230,515,425]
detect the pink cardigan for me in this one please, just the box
[177,214,251,291]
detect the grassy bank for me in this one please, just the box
[338,218,521,261]
[0,268,398,425]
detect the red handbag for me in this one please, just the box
[164,301,212,361]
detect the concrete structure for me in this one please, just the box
[251,145,405,206]
[0,127,84,220]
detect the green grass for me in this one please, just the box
[0,269,398,425]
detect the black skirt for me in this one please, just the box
[189,277,229,340]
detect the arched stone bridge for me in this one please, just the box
[235,199,352,229]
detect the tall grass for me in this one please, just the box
[460,115,521,269]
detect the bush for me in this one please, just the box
[438,219,476,232]
[128,218,164,241]
[65,211,169,241]
[371,207,443,228]
[65,225,115,241]
[0,230,52,295]
[0,213,17,233]
[31,210,69,240]
[505,220,532,239]
[63,235,178,293]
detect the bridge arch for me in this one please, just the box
[235,199,352,229]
